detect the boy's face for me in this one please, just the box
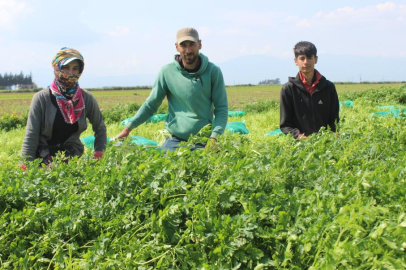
[294,54,318,76]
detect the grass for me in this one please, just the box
[0,83,402,117]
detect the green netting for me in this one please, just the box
[226,121,249,134]
[120,114,168,126]
[120,117,132,126]
[130,135,158,146]
[81,136,111,149]
[228,111,246,117]
[265,128,283,136]
[339,100,353,109]
[145,114,168,124]
[370,109,401,118]
[377,105,395,110]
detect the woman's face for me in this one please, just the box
[61,60,81,76]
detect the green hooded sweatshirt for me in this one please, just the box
[127,53,228,140]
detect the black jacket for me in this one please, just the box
[279,73,339,138]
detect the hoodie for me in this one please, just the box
[127,53,228,140]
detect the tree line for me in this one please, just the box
[0,72,33,89]
[258,78,280,85]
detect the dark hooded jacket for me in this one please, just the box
[279,73,339,138]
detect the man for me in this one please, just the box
[116,27,228,151]
[279,41,339,139]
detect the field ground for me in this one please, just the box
[0,83,403,117]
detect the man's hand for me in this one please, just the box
[116,127,131,140]
[206,137,219,152]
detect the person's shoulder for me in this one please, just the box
[81,88,91,96]
[81,89,97,103]
[33,88,50,100]
[324,78,335,86]
[207,61,222,72]
[281,77,297,90]
[158,62,177,77]
[322,77,337,90]
[35,88,49,95]
[163,60,177,70]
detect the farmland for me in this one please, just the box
[1,84,406,269]
[0,83,403,117]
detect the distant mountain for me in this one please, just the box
[32,54,405,88]
[79,74,157,89]
[216,54,406,85]
[33,69,157,89]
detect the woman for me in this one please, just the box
[21,47,106,165]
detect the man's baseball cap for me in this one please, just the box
[176,27,199,44]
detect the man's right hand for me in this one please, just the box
[115,127,131,140]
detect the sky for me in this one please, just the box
[0,0,405,88]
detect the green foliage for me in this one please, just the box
[0,101,170,130]
[243,100,279,113]
[0,88,42,93]
[101,103,141,124]
[0,113,28,131]
[1,85,406,269]
[340,85,406,104]
[102,103,169,125]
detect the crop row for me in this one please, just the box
[0,85,405,269]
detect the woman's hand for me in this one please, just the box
[93,151,103,160]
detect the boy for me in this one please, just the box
[279,41,339,139]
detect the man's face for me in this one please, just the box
[294,54,318,76]
[176,40,202,67]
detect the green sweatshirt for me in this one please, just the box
[127,53,228,140]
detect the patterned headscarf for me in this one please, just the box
[50,47,85,124]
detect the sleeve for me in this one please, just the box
[328,83,340,132]
[279,85,301,138]
[127,69,168,130]
[21,93,43,161]
[210,67,228,139]
[85,92,107,152]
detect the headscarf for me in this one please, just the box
[50,47,85,124]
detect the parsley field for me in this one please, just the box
[1,85,406,269]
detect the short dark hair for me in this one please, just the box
[293,41,317,58]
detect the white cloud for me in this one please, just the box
[376,2,396,11]
[295,1,406,28]
[0,0,32,30]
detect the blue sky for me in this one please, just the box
[0,0,405,87]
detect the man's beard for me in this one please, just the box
[183,53,198,65]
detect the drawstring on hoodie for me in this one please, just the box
[194,75,203,86]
